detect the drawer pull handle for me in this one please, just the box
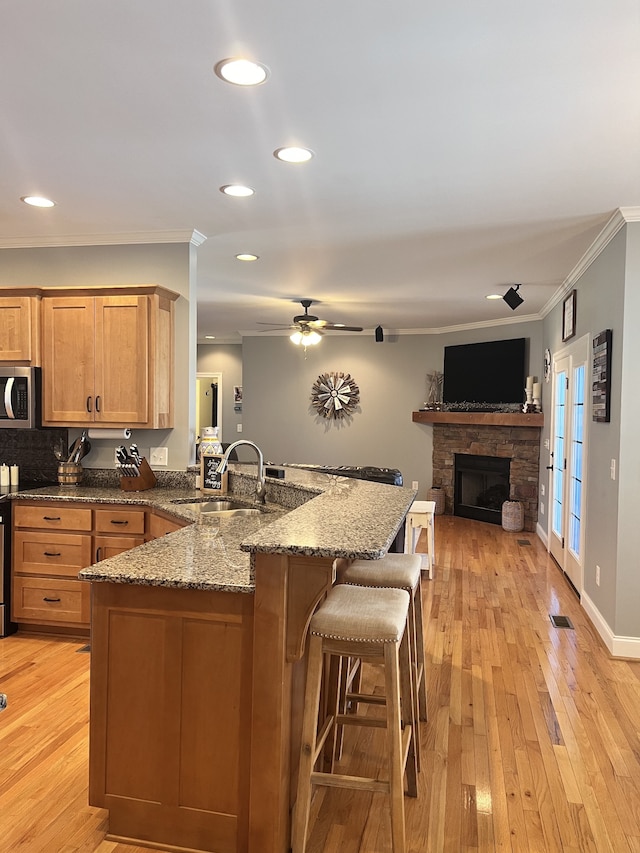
[42,516,61,521]
[43,551,62,557]
[96,547,102,562]
[87,396,93,413]
[43,597,61,603]
[110,519,129,525]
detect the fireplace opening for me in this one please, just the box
[454,454,510,525]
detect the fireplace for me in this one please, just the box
[454,454,510,525]
[429,420,541,532]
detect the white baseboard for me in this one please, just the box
[536,521,548,548]
[581,590,640,659]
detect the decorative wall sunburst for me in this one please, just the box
[311,372,360,419]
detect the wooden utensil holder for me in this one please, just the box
[119,457,157,492]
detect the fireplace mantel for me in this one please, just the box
[412,411,543,428]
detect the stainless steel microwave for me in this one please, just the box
[0,366,41,429]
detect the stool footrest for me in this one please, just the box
[337,714,386,729]
[346,691,386,706]
[311,770,390,795]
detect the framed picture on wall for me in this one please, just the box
[562,289,577,341]
[592,329,612,422]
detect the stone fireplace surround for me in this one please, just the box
[431,423,541,532]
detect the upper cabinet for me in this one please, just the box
[41,285,177,428]
[0,290,41,364]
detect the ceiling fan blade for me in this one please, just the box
[320,323,364,332]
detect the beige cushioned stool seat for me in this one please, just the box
[310,583,410,643]
[338,552,422,592]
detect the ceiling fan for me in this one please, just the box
[260,299,364,345]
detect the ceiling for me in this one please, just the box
[2,2,639,343]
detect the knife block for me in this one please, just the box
[119,457,157,492]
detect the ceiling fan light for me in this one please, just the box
[305,330,322,345]
[290,330,303,345]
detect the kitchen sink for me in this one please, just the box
[170,498,263,517]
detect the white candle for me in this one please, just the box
[532,382,541,399]
[0,465,9,487]
[526,375,533,392]
[10,465,19,486]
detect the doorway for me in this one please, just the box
[196,373,222,442]
[548,335,589,594]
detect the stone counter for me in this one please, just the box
[12,466,416,594]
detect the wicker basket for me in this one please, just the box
[501,500,524,532]
[427,486,445,515]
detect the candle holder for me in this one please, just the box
[522,388,534,413]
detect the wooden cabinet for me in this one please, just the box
[12,500,187,633]
[41,285,177,428]
[0,291,41,364]
[12,503,92,629]
[89,583,254,853]
[93,506,146,562]
[147,510,186,540]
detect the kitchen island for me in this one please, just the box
[20,468,415,853]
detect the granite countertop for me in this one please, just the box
[10,465,415,594]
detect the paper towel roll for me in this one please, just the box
[87,428,132,440]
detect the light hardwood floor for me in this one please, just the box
[2,516,640,852]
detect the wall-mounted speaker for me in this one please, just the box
[375,325,384,342]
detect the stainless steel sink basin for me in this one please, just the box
[171,499,263,517]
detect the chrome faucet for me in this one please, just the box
[216,440,266,504]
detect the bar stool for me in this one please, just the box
[336,553,427,769]
[292,584,417,853]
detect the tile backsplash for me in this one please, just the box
[0,428,69,484]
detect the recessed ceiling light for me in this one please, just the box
[274,147,314,163]
[486,294,502,300]
[21,195,55,207]
[205,335,216,339]
[235,253,259,262]
[220,184,255,197]
[214,58,269,86]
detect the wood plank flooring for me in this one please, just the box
[2,516,640,852]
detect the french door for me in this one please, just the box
[548,337,589,593]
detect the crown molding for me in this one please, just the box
[0,229,207,249]
[540,207,640,317]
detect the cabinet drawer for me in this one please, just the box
[94,534,145,563]
[13,503,92,532]
[148,512,187,539]
[13,531,92,577]
[94,507,146,535]
[12,576,90,624]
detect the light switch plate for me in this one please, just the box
[150,446,169,466]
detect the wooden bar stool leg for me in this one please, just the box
[414,575,428,721]
[292,634,325,853]
[398,625,418,798]
[384,640,407,853]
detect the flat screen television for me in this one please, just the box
[443,338,526,407]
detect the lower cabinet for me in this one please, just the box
[12,500,186,633]
[89,582,254,853]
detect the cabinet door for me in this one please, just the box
[0,296,38,363]
[148,511,187,540]
[42,297,96,423]
[95,295,149,424]
[94,534,145,563]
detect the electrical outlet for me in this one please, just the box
[596,564,601,586]
[411,481,419,491]
[610,458,616,480]
[114,448,120,464]
[237,424,243,433]
[540,501,544,516]
[544,438,550,450]
[150,446,168,466]
[540,484,545,497]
